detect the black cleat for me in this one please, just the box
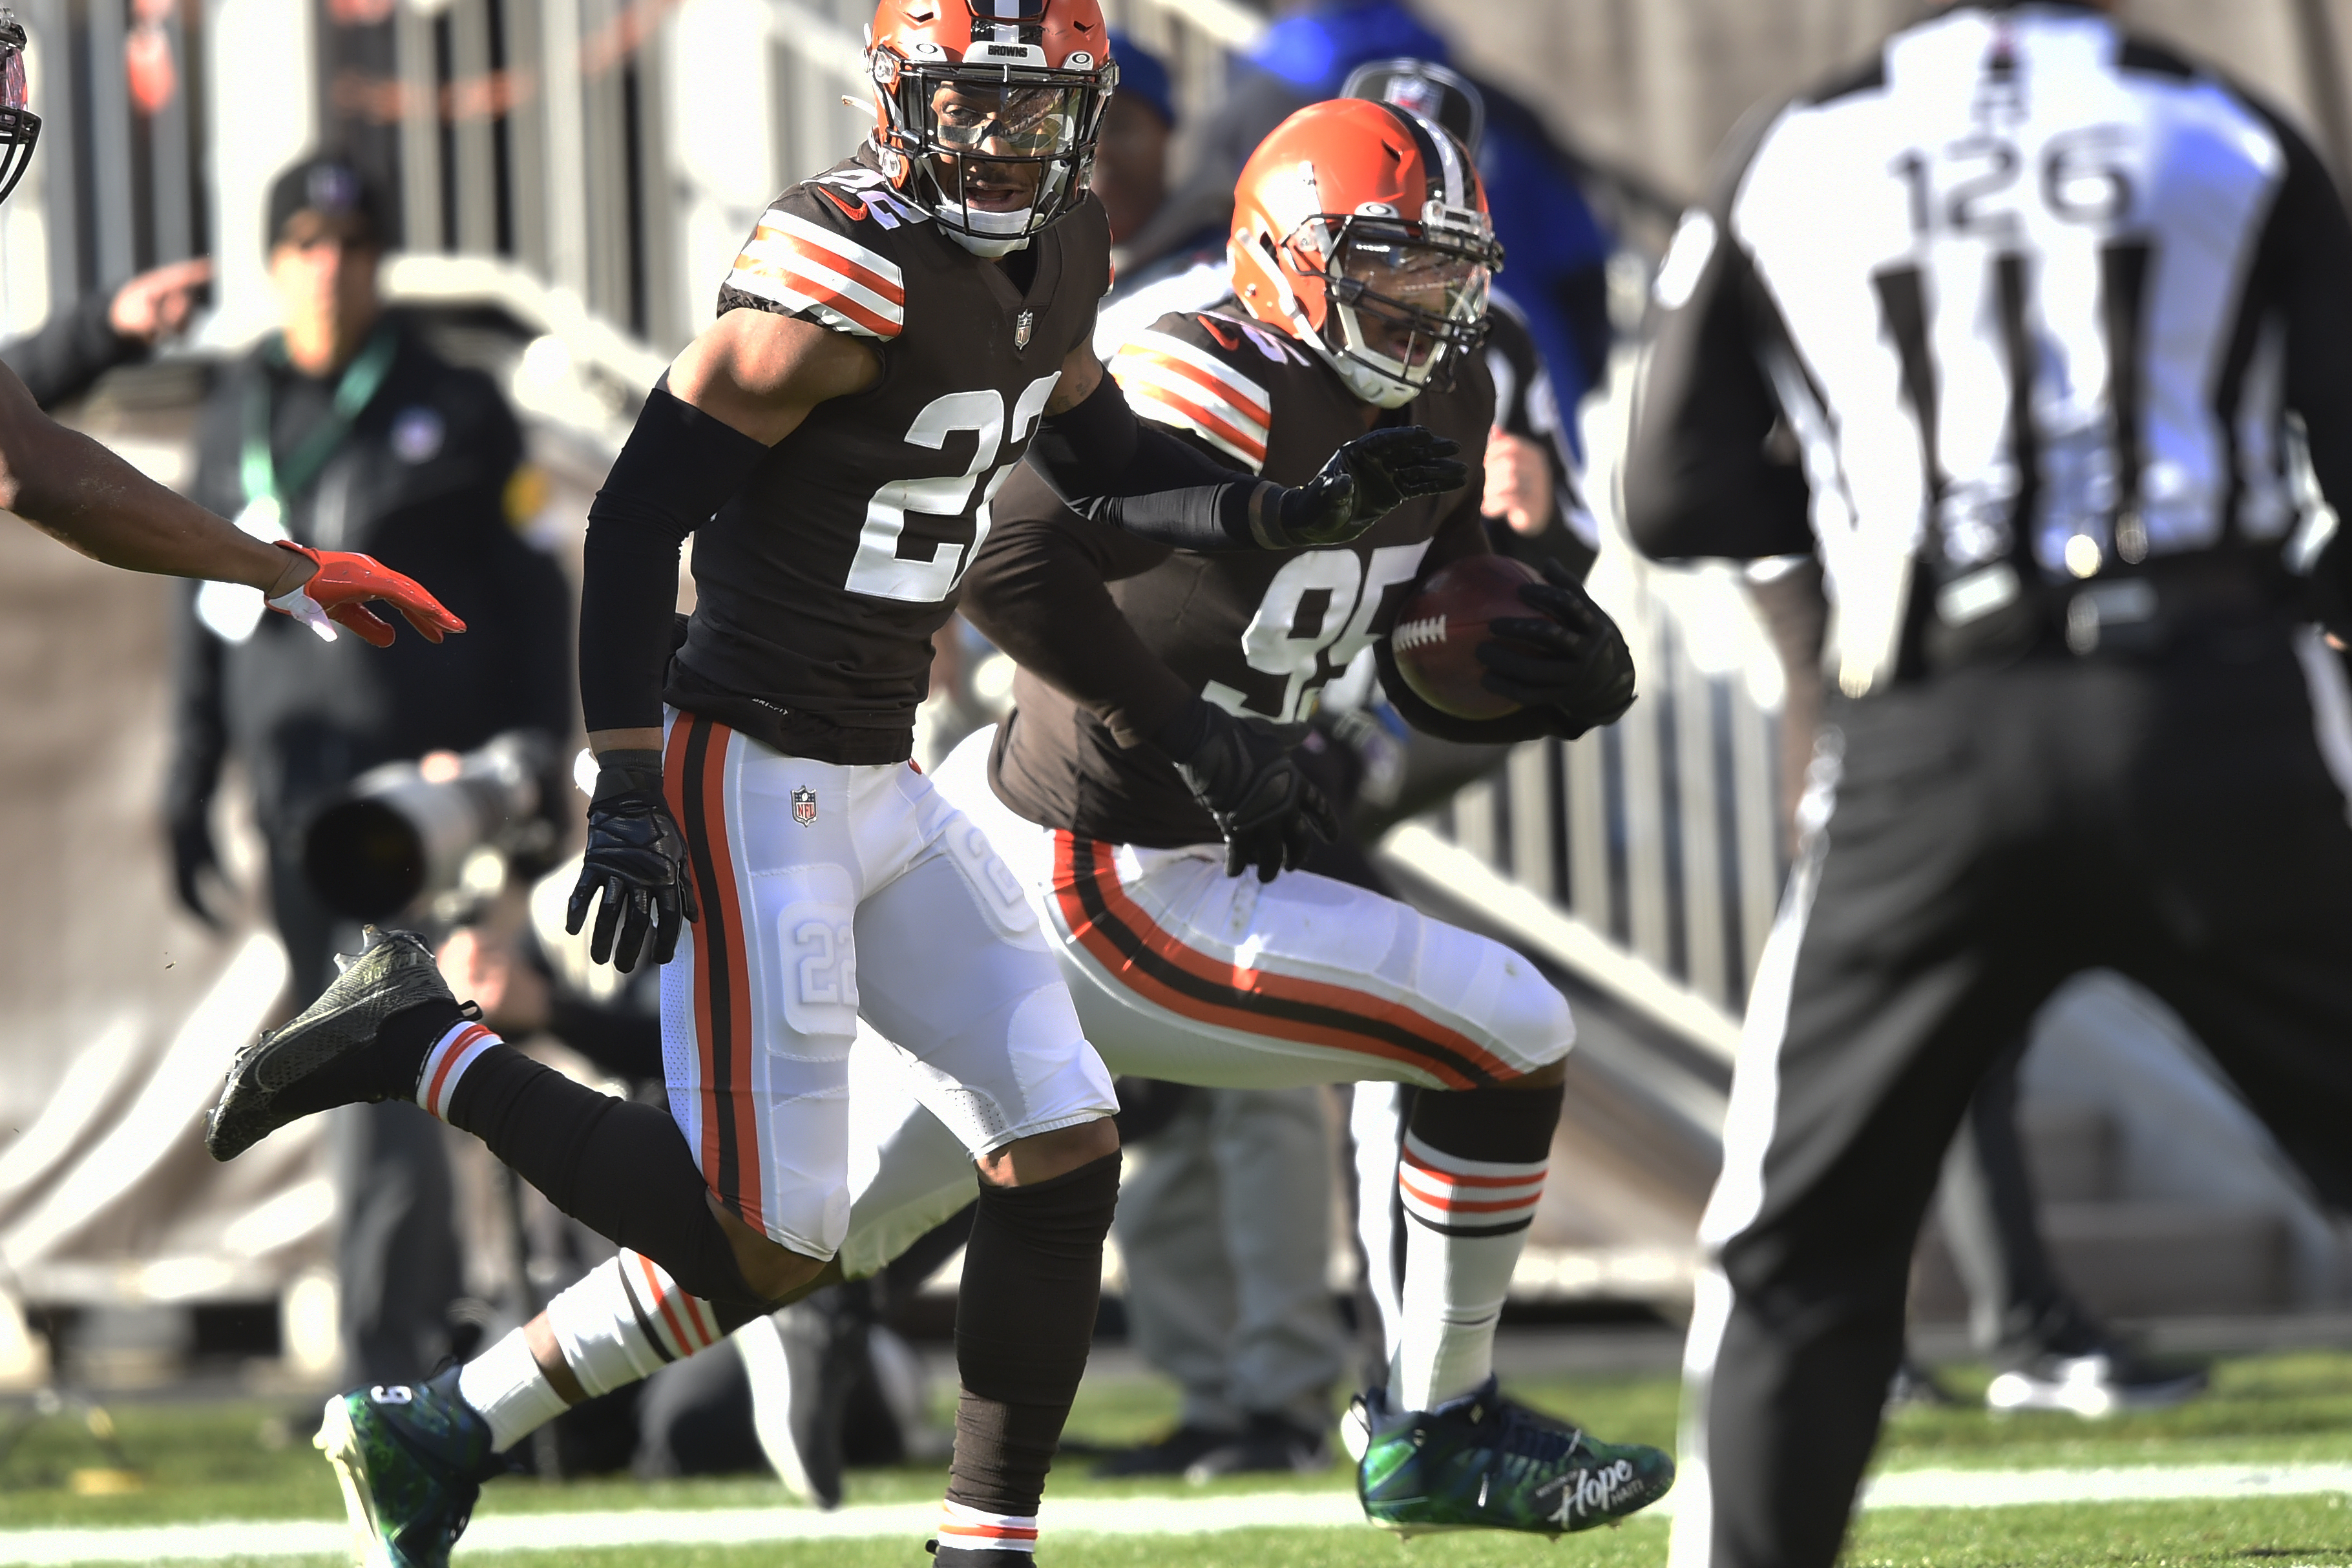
[1091,1423,1239,1478]
[205,927,459,1162]
[1184,1412,1332,1481]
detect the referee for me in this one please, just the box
[1624,5,2352,1566]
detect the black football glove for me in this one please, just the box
[1159,698,1341,882]
[1475,558,1639,737]
[1263,426,1467,549]
[167,798,227,930]
[566,749,700,973]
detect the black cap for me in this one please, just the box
[1341,59,1485,158]
[265,156,384,251]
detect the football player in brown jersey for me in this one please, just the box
[0,13,462,646]
[200,2,1469,1563]
[786,97,1670,1540]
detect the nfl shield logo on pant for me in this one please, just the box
[792,786,817,826]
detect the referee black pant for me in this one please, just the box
[1677,618,2352,1568]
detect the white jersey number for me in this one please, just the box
[1202,543,1431,723]
[845,373,1061,602]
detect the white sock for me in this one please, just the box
[1392,1131,1548,1412]
[457,1329,569,1452]
[415,1019,500,1120]
[455,1251,724,1452]
[547,1251,724,1396]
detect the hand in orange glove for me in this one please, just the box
[264,540,468,647]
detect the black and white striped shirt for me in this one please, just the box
[1625,1,2352,693]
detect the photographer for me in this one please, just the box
[165,156,571,1386]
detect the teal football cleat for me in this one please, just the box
[315,1368,502,1568]
[1354,1379,1674,1538]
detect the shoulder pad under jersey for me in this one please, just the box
[1109,309,1305,474]
[718,163,927,342]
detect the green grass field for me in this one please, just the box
[9,1349,2352,1565]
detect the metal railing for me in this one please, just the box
[338,0,1259,359]
[21,0,209,311]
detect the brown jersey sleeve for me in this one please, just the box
[960,462,1194,747]
[1108,308,1289,474]
[711,168,918,341]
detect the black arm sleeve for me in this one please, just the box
[1622,165,1814,563]
[959,467,1197,746]
[1026,371,1271,549]
[0,289,146,410]
[578,383,771,733]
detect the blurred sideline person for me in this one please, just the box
[1626,5,2352,1565]
[0,17,457,638]
[1341,58,1598,581]
[1328,66,1612,1403]
[3,255,213,408]
[1747,555,2203,1415]
[1134,0,1616,433]
[1090,34,1226,292]
[204,5,1466,1564]
[1066,32,1351,1485]
[166,154,570,1387]
[790,98,1672,1542]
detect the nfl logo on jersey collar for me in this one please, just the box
[1014,309,1034,351]
[792,786,818,826]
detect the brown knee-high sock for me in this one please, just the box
[935,1151,1120,1561]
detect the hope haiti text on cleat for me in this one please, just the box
[1354,1377,1674,1538]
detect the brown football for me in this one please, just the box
[1388,554,1545,720]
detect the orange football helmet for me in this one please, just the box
[1230,98,1501,408]
[864,0,1116,256]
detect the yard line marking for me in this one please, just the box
[3,1465,2351,1562]
[1858,1463,2352,1511]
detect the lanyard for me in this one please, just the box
[236,320,400,533]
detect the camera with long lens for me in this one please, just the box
[302,730,562,923]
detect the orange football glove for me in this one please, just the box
[264,540,467,648]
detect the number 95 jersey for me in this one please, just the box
[666,150,1111,767]
[966,300,1496,849]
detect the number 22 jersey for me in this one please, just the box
[964,300,1496,848]
[667,148,1111,765]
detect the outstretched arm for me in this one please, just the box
[0,361,461,644]
[0,360,291,589]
